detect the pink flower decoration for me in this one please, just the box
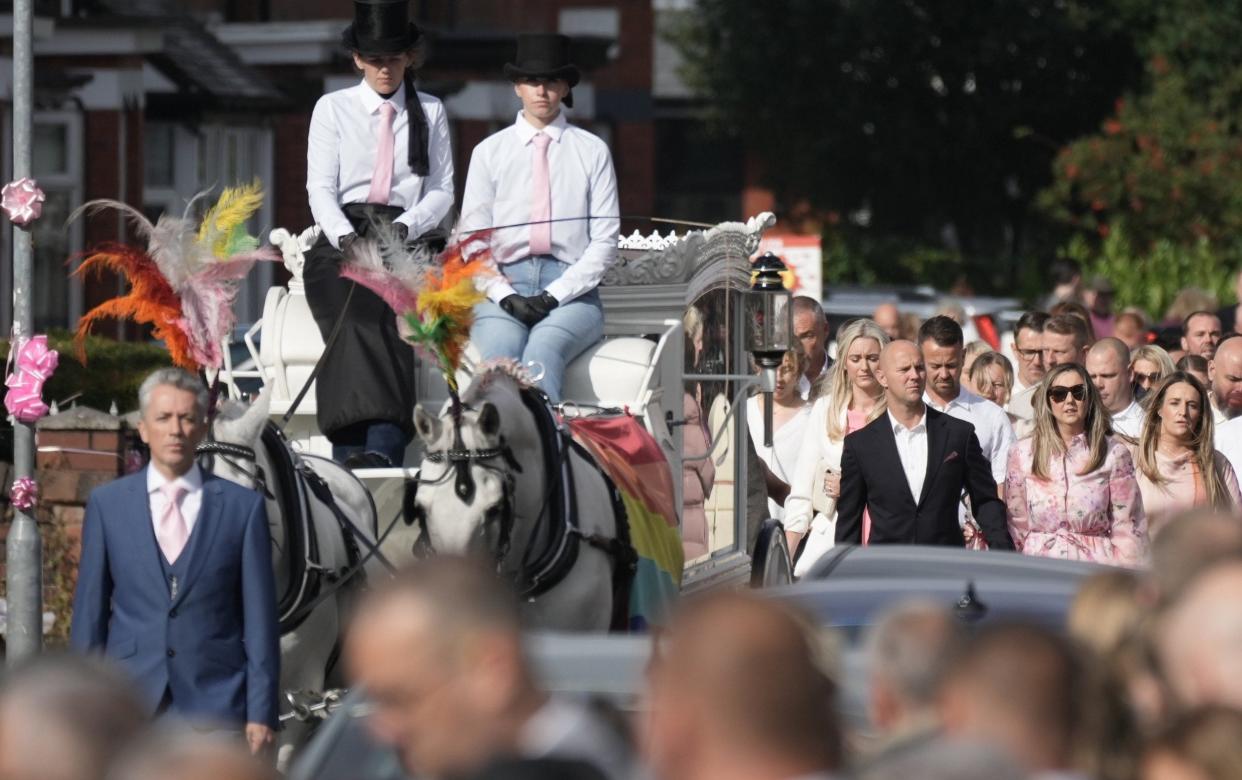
[1,178,45,228]
[10,477,38,512]
[4,334,58,423]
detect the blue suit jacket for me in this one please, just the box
[70,469,280,727]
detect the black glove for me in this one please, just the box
[528,291,559,319]
[500,293,557,328]
[339,232,359,255]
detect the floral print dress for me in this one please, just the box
[1004,434,1148,566]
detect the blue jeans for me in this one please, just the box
[470,256,604,402]
[331,421,409,466]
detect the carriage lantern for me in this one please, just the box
[747,252,793,447]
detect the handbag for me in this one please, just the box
[811,458,838,517]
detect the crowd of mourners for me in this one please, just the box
[6,538,1242,780]
[735,259,1242,573]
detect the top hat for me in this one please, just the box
[503,34,580,87]
[342,0,421,57]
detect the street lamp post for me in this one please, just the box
[7,0,42,662]
[746,252,792,448]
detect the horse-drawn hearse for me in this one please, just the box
[210,210,794,750]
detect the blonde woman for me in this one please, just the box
[1135,372,1241,537]
[784,318,890,573]
[1005,363,1147,566]
[746,348,811,522]
[1131,344,1176,399]
[961,340,993,394]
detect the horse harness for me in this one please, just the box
[197,423,393,634]
[411,388,638,619]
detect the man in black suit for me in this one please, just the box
[835,341,1014,549]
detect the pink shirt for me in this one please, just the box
[1137,450,1242,537]
[1005,435,1147,566]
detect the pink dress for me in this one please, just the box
[1004,434,1148,566]
[846,408,874,544]
[1137,450,1242,537]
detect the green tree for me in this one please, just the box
[670,0,1141,288]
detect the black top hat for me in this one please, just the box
[342,0,421,57]
[503,33,580,87]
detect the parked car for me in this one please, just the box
[821,285,1022,351]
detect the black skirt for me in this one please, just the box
[302,204,416,441]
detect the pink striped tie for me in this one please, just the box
[367,102,396,205]
[529,132,552,256]
[156,483,189,564]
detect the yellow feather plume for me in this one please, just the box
[197,179,265,257]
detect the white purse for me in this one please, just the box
[811,458,838,517]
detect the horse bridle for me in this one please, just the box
[413,433,522,568]
[196,439,274,499]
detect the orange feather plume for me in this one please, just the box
[72,243,196,370]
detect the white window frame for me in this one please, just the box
[0,107,85,331]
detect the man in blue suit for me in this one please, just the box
[71,368,279,753]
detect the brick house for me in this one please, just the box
[0,0,747,338]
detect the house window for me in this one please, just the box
[145,122,275,329]
[31,113,84,332]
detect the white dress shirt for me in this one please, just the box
[798,358,831,399]
[1219,416,1242,483]
[147,463,204,537]
[460,111,620,304]
[1111,398,1144,439]
[307,80,455,248]
[924,387,1015,484]
[889,409,929,504]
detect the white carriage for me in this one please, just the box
[220,212,792,591]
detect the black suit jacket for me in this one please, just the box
[834,406,1014,549]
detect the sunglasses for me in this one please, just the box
[1135,371,1162,385]
[1048,384,1087,403]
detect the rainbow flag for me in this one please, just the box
[568,413,683,629]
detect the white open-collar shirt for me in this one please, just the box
[924,386,1016,483]
[460,110,620,304]
[146,463,204,537]
[889,409,929,504]
[307,80,455,248]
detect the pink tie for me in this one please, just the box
[156,483,189,564]
[529,132,553,256]
[367,102,396,205]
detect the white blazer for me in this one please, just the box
[784,397,851,575]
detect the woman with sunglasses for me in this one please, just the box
[1130,344,1176,401]
[1004,363,1147,565]
[1134,372,1241,537]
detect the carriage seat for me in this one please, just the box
[457,336,658,410]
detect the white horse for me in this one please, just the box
[205,390,385,763]
[411,368,630,631]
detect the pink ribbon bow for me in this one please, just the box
[1,178,45,228]
[5,334,59,423]
[10,477,38,512]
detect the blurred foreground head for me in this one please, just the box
[643,591,840,780]
[0,653,147,780]
[1157,561,1242,713]
[938,623,1086,775]
[1148,508,1242,604]
[109,730,278,780]
[1141,706,1242,780]
[344,557,541,779]
[864,600,960,738]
